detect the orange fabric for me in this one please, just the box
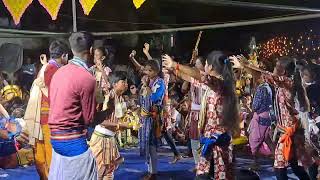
[278,124,297,161]
[34,125,52,180]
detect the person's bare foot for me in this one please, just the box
[169,155,182,164]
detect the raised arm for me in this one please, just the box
[177,71,193,83]
[230,55,292,89]
[129,50,143,72]
[143,43,152,60]
[162,54,201,81]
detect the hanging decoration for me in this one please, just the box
[3,0,100,25]
[2,0,33,25]
[38,0,64,20]
[3,0,146,25]
[79,0,98,15]
[133,0,146,9]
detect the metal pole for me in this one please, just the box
[1,13,320,37]
[72,0,77,32]
[0,35,61,38]
[92,13,320,36]
[0,28,66,36]
[169,0,320,13]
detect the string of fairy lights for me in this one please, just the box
[258,29,320,60]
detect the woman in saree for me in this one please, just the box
[163,51,240,180]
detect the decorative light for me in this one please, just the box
[258,29,320,60]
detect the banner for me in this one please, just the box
[2,0,33,25]
[133,0,146,9]
[79,0,98,15]
[38,0,64,20]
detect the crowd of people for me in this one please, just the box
[0,31,319,180]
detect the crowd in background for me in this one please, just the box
[0,32,319,180]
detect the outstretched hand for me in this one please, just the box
[162,54,176,69]
[229,55,242,69]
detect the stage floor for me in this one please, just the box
[0,146,298,180]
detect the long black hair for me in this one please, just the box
[278,57,310,112]
[206,51,240,136]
